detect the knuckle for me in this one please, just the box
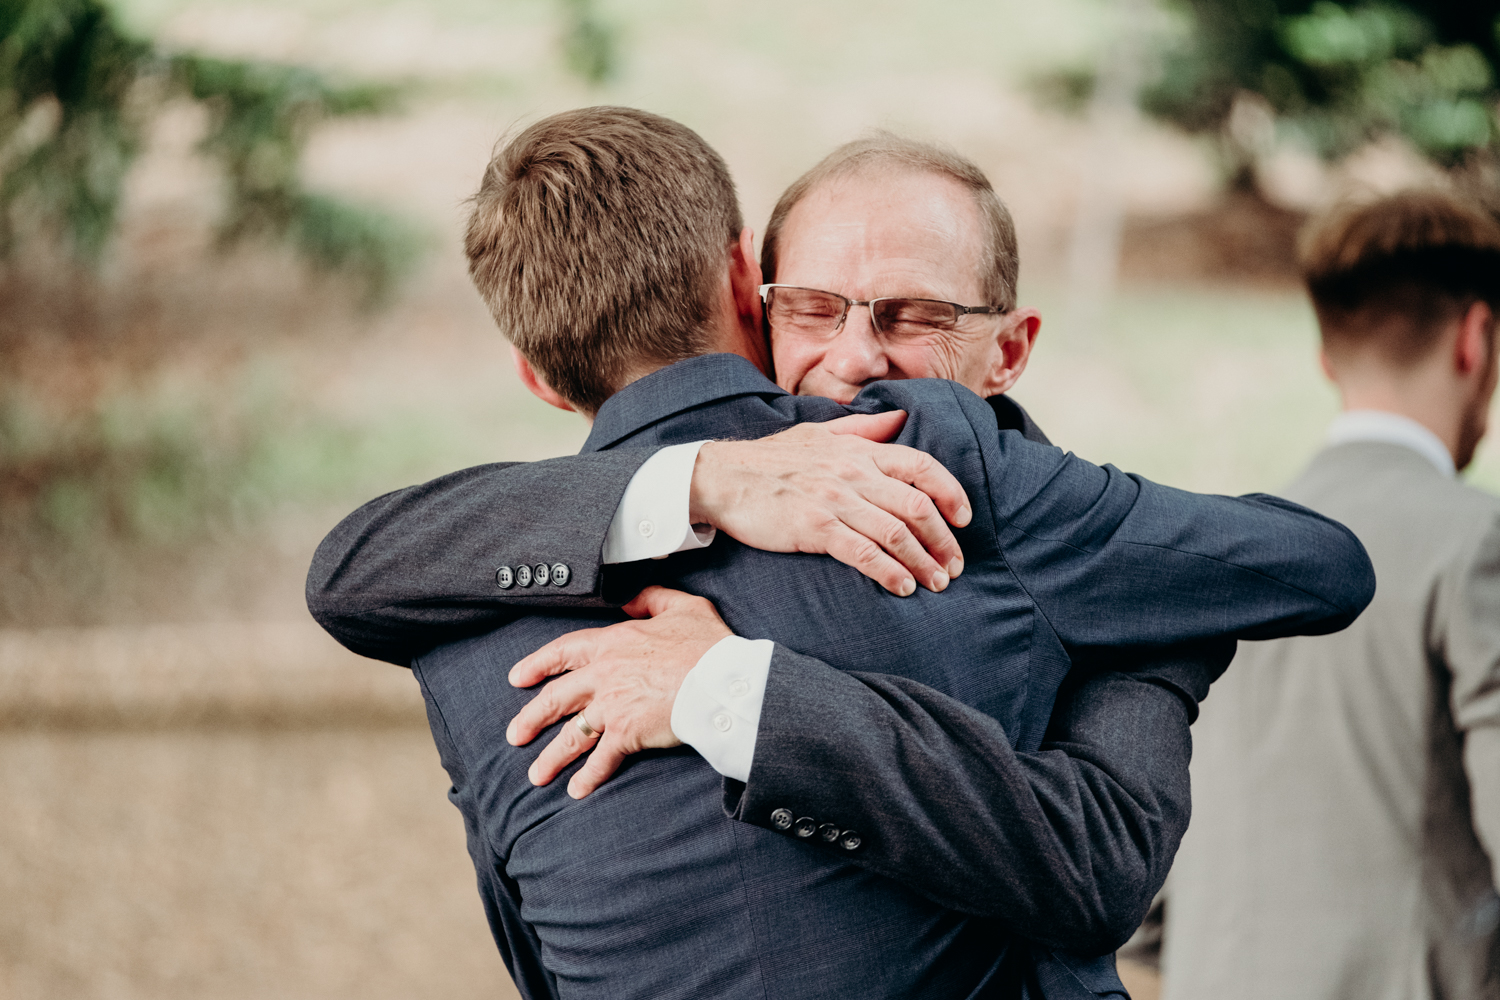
[903,490,935,521]
[833,459,865,481]
[809,512,843,537]
[816,482,848,506]
[849,537,883,567]
[879,517,910,551]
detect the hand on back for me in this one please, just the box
[690,410,971,596]
[506,586,730,799]
[507,412,973,798]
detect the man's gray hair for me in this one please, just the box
[760,132,1020,311]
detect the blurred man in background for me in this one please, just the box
[1162,190,1500,999]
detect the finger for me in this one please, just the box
[817,410,908,443]
[509,628,602,688]
[566,737,629,799]
[819,520,918,596]
[622,585,694,619]
[527,711,602,787]
[871,443,973,543]
[508,672,591,746]
[835,488,951,592]
[856,475,964,584]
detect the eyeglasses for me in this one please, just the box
[759,284,1006,342]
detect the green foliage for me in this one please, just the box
[0,0,150,257]
[559,0,617,86]
[0,0,421,298]
[0,369,377,552]
[1143,0,1500,181]
[171,53,419,301]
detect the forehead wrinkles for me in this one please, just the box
[777,170,985,296]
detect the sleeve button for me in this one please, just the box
[770,808,793,830]
[516,565,533,587]
[839,830,862,851]
[495,566,514,589]
[534,563,551,585]
[793,816,817,838]
[816,822,840,843]
[551,563,570,587]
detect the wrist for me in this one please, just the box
[688,440,728,526]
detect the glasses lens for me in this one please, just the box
[872,298,961,340]
[767,287,846,338]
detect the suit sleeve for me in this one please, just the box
[1444,514,1500,873]
[980,431,1377,647]
[724,640,1234,955]
[305,449,658,665]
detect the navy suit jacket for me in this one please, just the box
[408,354,1373,999]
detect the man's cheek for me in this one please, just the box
[770,342,815,393]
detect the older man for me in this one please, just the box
[308,110,1372,998]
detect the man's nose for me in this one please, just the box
[822,305,890,390]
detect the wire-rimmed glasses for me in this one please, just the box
[759,284,1006,342]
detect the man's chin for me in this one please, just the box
[794,379,868,405]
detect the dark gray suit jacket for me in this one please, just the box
[309,356,1374,996]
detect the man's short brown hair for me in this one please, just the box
[1301,190,1500,366]
[760,133,1020,312]
[465,107,744,413]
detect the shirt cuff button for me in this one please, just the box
[712,712,732,733]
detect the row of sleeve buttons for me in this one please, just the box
[495,563,571,589]
[769,807,861,851]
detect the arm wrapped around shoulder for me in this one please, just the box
[990,442,1379,648]
[724,641,1234,954]
[306,450,657,664]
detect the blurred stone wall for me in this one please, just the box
[0,623,518,1000]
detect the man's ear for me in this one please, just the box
[511,346,576,412]
[1318,346,1336,382]
[1455,300,1494,377]
[979,308,1042,398]
[727,226,772,376]
[729,227,764,329]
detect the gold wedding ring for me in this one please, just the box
[574,712,602,739]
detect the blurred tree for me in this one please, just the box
[558,0,618,86]
[1141,0,1500,193]
[0,0,419,299]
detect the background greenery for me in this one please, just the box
[2,0,1498,628]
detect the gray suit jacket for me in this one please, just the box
[305,387,1240,973]
[403,356,1372,999]
[1163,441,1500,1000]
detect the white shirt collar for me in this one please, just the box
[1326,409,1456,478]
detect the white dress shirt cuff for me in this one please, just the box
[670,635,773,784]
[602,441,717,563]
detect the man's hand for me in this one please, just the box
[506,587,732,799]
[690,411,972,597]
